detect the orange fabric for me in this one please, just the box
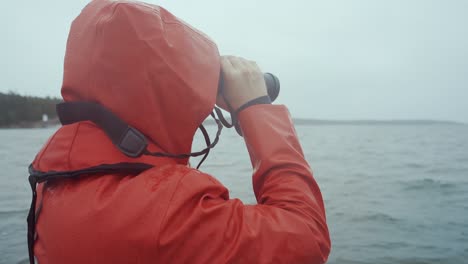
[61,0,220,157]
[31,1,330,263]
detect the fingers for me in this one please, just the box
[227,56,245,69]
[221,56,256,71]
[217,55,267,111]
[246,60,261,72]
[220,56,234,73]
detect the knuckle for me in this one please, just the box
[239,67,251,76]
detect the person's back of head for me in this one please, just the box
[63,0,220,158]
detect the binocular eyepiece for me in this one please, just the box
[262,73,280,102]
[218,72,280,103]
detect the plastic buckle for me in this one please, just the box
[118,127,148,158]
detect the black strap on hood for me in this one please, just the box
[56,101,223,169]
[57,101,148,158]
[27,162,153,264]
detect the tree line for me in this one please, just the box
[0,92,62,127]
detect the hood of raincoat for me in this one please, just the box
[61,0,220,157]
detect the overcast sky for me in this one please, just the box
[2,0,467,122]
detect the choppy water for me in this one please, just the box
[1,124,468,264]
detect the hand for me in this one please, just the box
[216,56,268,112]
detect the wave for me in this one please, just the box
[403,162,426,169]
[16,258,30,264]
[205,161,238,168]
[401,178,458,191]
[372,241,411,250]
[351,212,402,224]
[328,256,465,264]
[426,167,468,174]
[0,208,28,216]
[369,256,466,264]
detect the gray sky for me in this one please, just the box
[2,0,467,122]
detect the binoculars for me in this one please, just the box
[218,72,280,103]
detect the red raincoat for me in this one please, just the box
[31,1,331,263]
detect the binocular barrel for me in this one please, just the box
[218,72,280,103]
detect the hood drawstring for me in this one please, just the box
[56,102,224,169]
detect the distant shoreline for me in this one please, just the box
[291,119,465,126]
[0,118,60,129]
[0,92,62,128]
[1,92,465,128]
[204,118,465,126]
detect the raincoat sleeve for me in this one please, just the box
[158,105,331,264]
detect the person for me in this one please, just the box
[27,0,330,263]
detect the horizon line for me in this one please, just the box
[204,118,466,125]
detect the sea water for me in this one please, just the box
[1,124,467,264]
